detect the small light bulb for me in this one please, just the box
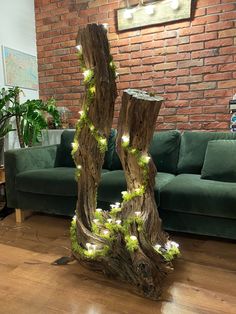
[145,5,155,15]
[73,215,76,221]
[170,0,180,10]
[122,135,129,143]
[154,244,161,250]
[124,9,133,20]
[76,44,82,51]
[170,241,179,248]
[99,138,106,145]
[77,165,82,170]
[116,220,121,225]
[83,69,91,78]
[91,244,97,251]
[102,23,108,30]
[144,155,151,163]
[86,243,91,249]
[130,235,137,241]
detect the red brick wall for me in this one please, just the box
[35,0,236,131]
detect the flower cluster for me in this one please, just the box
[154,241,180,261]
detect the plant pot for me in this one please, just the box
[0,137,4,166]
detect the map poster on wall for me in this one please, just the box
[2,46,38,90]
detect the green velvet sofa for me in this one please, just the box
[5,129,236,239]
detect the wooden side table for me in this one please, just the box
[0,167,6,211]
[0,166,14,219]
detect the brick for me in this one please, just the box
[189,114,215,122]
[220,47,236,55]
[192,15,219,25]
[219,29,236,38]
[178,75,202,84]
[178,42,204,52]
[154,62,177,71]
[142,40,165,50]
[120,59,141,67]
[205,38,233,49]
[179,26,205,36]
[142,56,165,65]
[166,53,190,62]
[131,65,153,73]
[218,81,236,89]
[196,0,220,7]
[202,122,229,130]
[203,106,228,114]
[220,11,236,21]
[191,82,216,90]
[119,44,140,53]
[191,32,217,43]
[191,49,218,59]
[130,34,154,44]
[153,78,177,86]
[130,50,153,59]
[178,59,203,68]
[204,73,232,81]
[119,74,142,82]
[130,80,153,88]
[166,69,190,77]
[177,107,202,115]
[179,91,204,99]
[206,21,234,32]
[205,55,233,65]
[204,89,232,97]
[207,3,236,14]
[164,115,189,123]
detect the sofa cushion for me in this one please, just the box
[16,167,109,196]
[201,140,236,183]
[160,174,236,219]
[177,131,236,174]
[111,130,181,173]
[149,130,181,174]
[58,129,116,169]
[98,170,175,205]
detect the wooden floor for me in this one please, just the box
[0,213,235,314]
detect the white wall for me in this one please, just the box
[0,0,39,150]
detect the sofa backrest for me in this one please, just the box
[57,129,116,169]
[111,130,181,174]
[177,131,236,174]
[57,129,181,174]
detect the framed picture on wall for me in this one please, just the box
[2,46,38,90]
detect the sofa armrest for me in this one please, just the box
[4,144,59,208]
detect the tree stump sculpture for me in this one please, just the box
[71,24,180,300]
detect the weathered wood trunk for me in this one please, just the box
[71,24,178,301]
[72,23,117,261]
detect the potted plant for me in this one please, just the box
[0,87,20,164]
[0,86,61,151]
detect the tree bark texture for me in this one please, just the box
[73,23,117,258]
[72,25,175,301]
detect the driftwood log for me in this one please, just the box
[71,24,178,300]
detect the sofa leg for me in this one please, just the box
[15,208,24,223]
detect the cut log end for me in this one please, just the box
[124,88,164,102]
